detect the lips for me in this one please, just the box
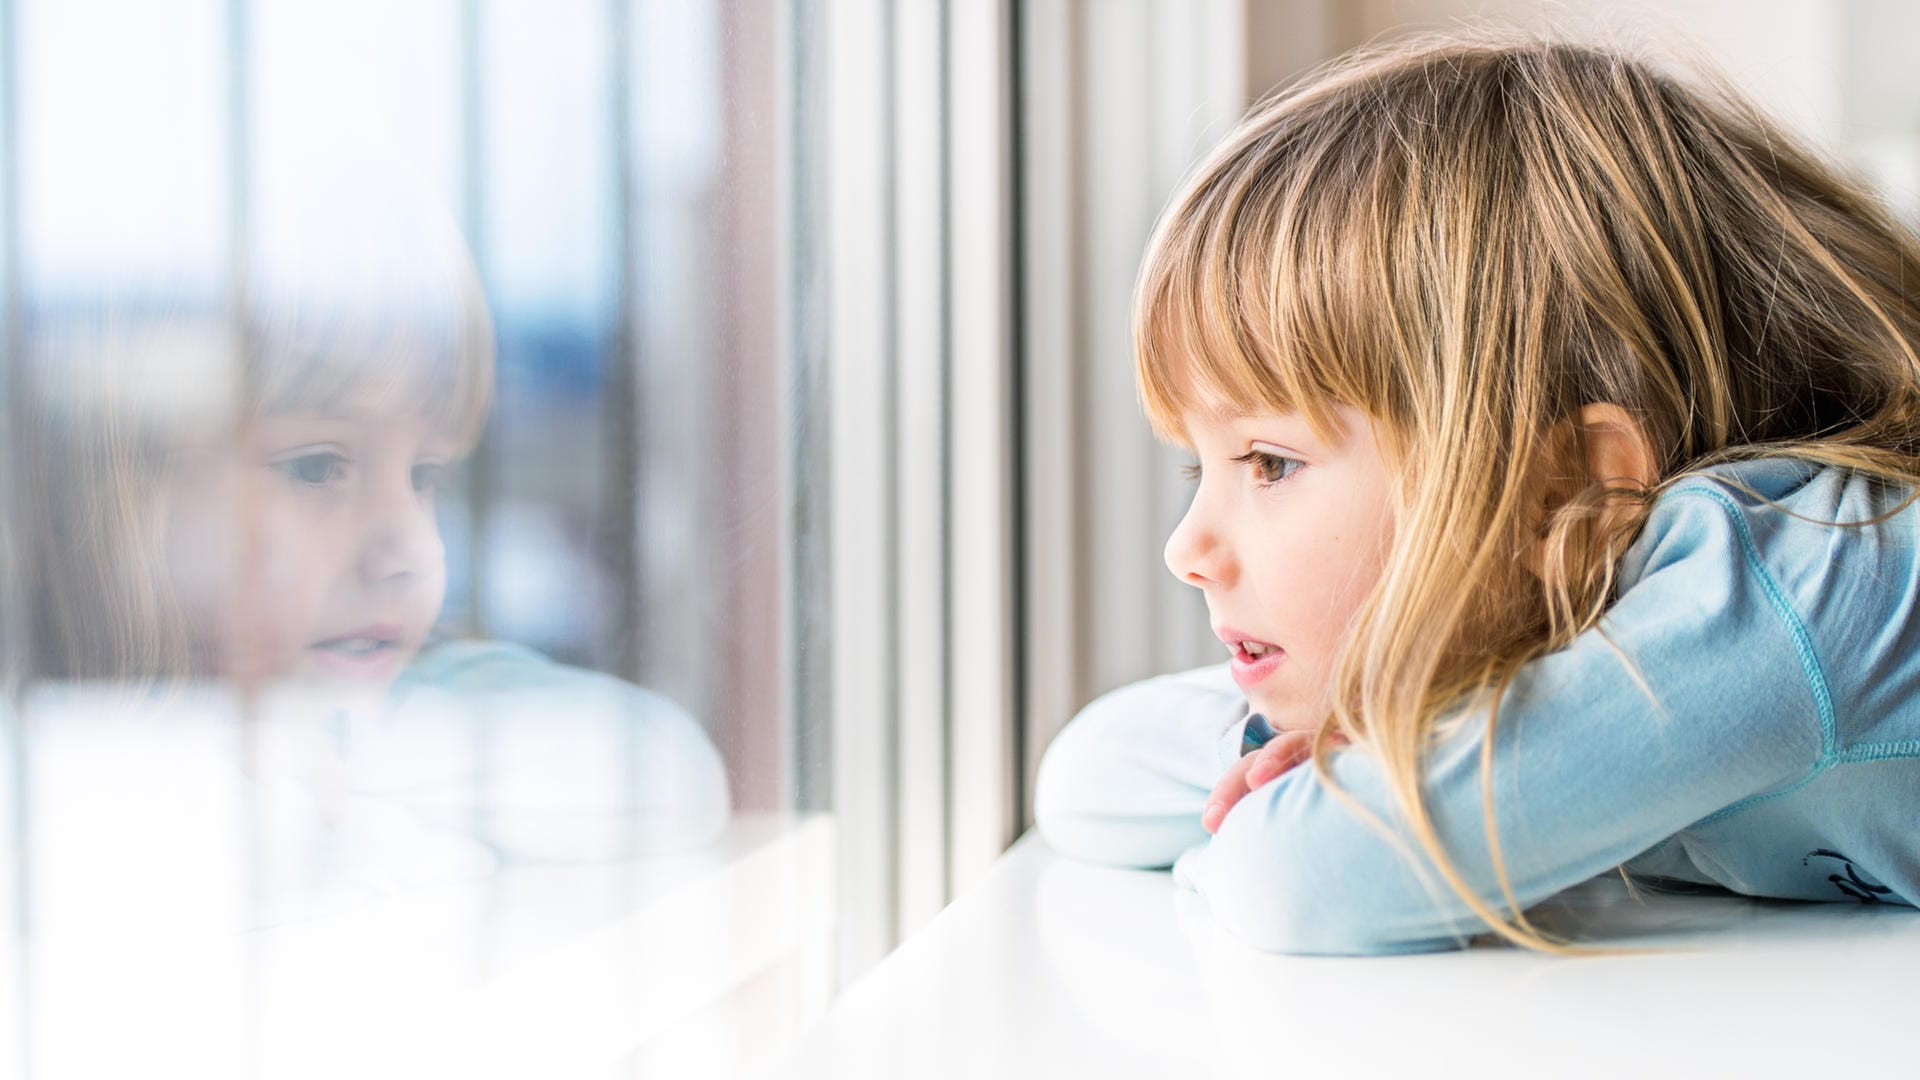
[306,623,408,679]
[1216,625,1286,690]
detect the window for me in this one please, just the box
[1,1,852,1074]
[0,0,1064,1069]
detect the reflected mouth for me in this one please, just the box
[311,636,399,658]
[305,625,408,679]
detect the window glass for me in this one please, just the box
[1,1,807,1072]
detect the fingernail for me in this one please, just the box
[1202,801,1223,831]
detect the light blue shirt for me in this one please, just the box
[379,639,732,860]
[1035,458,1920,954]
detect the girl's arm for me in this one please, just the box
[381,640,732,859]
[1177,489,1825,955]
[1034,663,1248,869]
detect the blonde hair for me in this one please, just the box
[13,163,494,683]
[1135,32,1920,951]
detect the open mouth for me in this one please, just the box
[1224,635,1286,689]
[305,629,408,678]
[311,636,399,658]
[1233,639,1280,661]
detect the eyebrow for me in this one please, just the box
[1208,416,1345,460]
[1198,409,1312,436]
[1199,401,1304,422]
[260,405,431,425]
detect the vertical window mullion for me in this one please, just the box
[891,0,950,939]
[943,0,1017,897]
[0,1,29,1073]
[1014,0,1084,832]
[458,0,492,642]
[824,0,901,987]
[607,0,641,687]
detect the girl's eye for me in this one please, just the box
[1233,448,1304,487]
[411,463,446,494]
[273,451,348,488]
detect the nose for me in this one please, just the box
[1164,494,1233,589]
[357,469,442,587]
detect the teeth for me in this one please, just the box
[323,637,385,656]
[1243,641,1271,657]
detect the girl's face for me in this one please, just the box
[162,399,461,691]
[1165,403,1396,732]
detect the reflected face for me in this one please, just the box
[163,402,461,691]
[1164,403,1396,732]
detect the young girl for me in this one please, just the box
[1035,32,1920,955]
[8,153,729,868]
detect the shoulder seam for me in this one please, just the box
[1676,489,1837,827]
[1836,740,1920,764]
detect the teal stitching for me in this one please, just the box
[1681,488,1838,827]
[1837,740,1920,764]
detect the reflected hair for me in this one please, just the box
[1135,30,1920,952]
[13,157,494,682]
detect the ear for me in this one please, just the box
[1524,403,1657,578]
[1574,402,1657,493]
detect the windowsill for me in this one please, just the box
[1,812,835,1079]
[781,832,1920,1077]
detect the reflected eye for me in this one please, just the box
[1180,460,1202,483]
[410,463,446,494]
[1233,448,1303,488]
[272,451,348,488]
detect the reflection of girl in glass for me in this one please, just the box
[10,155,728,860]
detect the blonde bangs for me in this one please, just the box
[248,137,498,450]
[250,280,496,453]
[1133,82,1411,450]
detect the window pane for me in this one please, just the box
[2,1,815,1074]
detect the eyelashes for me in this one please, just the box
[1236,449,1303,486]
[273,450,349,488]
[410,463,448,493]
[1181,449,1305,488]
[269,450,449,495]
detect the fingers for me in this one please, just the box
[1202,754,1257,834]
[1244,730,1315,787]
[1203,730,1320,834]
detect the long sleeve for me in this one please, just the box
[371,640,733,860]
[1177,487,1826,955]
[1035,662,1249,869]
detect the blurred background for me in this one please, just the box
[3,0,1919,1076]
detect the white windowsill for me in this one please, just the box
[2,812,836,1080]
[781,832,1920,1078]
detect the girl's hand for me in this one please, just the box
[1201,729,1343,834]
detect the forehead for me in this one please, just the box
[1181,401,1344,445]
[249,399,462,443]
[254,336,489,443]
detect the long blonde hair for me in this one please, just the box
[1135,31,1920,951]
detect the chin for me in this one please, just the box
[1250,697,1312,735]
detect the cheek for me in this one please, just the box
[1291,535,1379,642]
[417,547,449,618]
[218,500,341,649]
[162,464,243,620]
[245,506,341,616]
[1254,501,1392,658]
[163,503,234,618]
[1319,504,1392,610]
